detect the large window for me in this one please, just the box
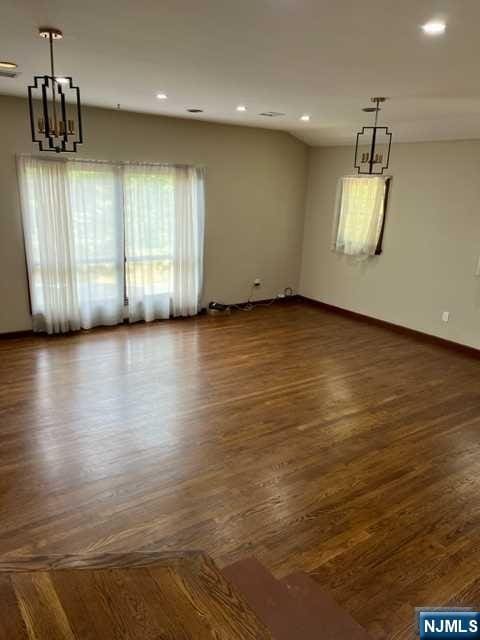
[18,157,205,334]
[333,175,390,257]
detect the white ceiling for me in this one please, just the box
[2,0,480,146]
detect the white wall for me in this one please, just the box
[300,142,480,349]
[0,95,308,333]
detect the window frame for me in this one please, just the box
[373,176,391,255]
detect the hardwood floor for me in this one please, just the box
[1,300,479,638]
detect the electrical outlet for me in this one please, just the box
[442,311,450,323]
[253,278,261,287]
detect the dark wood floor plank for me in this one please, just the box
[49,569,127,640]
[64,568,176,640]
[1,300,479,638]
[0,574,29,639]
[141,566,216,640]
[167,553,272,640]
[11,572,76,640]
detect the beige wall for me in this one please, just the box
[300,142,480,349]
[3,94,480,348]
[0,95,308,332]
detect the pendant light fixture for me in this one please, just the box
[354,97,392,175]
[28,27,83,153]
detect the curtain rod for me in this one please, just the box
[17,154,205,170]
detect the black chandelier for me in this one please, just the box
[354,97,392,175]
[28,27,83,153]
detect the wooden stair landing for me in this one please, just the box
[0,551,272,639]
[222,556,372,640]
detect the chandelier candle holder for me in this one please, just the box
[354,97,392,175]
[28,27,83,153]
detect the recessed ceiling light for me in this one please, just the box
[0,61,17,69]
[300,114,310,122]
[56,77,69,84]
[156,93,168,100]
[421,20,446,35]
[236,105,247,112]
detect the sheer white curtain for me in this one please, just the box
[172,166,205,317]
[18,157,80,333]
[68,161,125,328]
[333,175,388,257]
[18,157,205,333]
[124,164,173,322]
[18,157,124,333]
[124,164,204,322]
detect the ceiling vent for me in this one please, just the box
[0,69,20,79]
[259,111,285,117]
